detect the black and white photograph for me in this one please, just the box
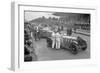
[24,11,90,62]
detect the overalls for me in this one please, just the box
[55,32,61,49]
[51,32,56,48]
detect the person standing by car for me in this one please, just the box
[34,25,40,41]
[67,28,72,36]
[51,30,56,49]
[55,31,61,49]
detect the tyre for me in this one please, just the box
[46,38,52,47]
[70,43,78,54]
[81,40,87,51]
[77,36,87,51]
[81,46,87,51]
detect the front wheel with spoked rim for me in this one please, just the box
[70,43,78,55]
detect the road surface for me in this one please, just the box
[32,33,90,61]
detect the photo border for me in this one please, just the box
[11,2,97,71]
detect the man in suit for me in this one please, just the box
[34,25,40,41]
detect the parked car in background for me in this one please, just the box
[39,27,53,38]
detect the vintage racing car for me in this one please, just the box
[46,35,87,54]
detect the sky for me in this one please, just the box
[25,11,60,21]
